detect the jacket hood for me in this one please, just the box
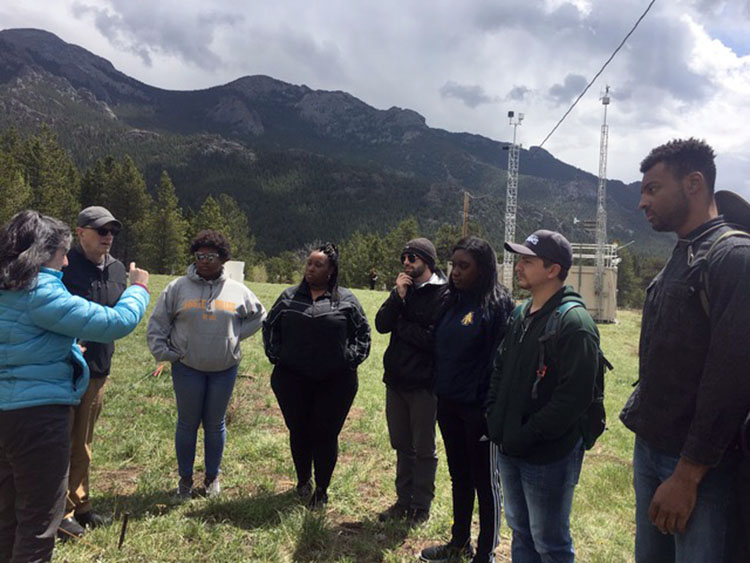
[415,270,447,289]
[186,263,227,284]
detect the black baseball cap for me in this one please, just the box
[77,206,122,229]
[504,229,573,271]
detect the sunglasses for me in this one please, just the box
[401,253,418,264]
[86,226,120,236]
[195,252,220,263]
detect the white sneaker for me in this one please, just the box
[205,476,221,498]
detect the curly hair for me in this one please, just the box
[448,236,511,313]
[0,210,72,290]
[189,230,231,261]
[640,138,717,194]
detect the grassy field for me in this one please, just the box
[55,276,641,562]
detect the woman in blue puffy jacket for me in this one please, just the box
[0,210,150,563]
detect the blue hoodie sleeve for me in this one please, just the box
[27,277,150,342]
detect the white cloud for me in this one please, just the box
[1,0,749,198]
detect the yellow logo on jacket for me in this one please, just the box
[461,311,474,326]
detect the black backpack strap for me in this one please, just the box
[698,229,750,316]
[532,301,584,400]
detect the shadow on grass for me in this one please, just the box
[94,488,186,520]
[187,489,300,530]
[293,512,414,562]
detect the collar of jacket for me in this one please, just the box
[71,244,116,269]
[186,263,227,284]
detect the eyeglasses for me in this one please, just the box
[195,252,220,263]
[85,226,120,236]
[401,253,418,264]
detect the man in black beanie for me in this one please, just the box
[375,238,446,524]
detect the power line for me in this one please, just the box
[536,0,657,150]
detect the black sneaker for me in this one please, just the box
[176,476,193,501]
[378,502,410,522]
[420,541,475,562]
[308,487,328,510]
[296,480,313,501]
[408,508,430,524]
[57,516,85,541]
[75,510,112,529]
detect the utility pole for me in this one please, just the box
[502,110,523,291]
[594,86,610,319]
[462,191,470,237]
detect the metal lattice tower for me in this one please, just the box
[594,87,610,317]
[502,111,523,291]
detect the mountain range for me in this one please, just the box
[0,27,667,255]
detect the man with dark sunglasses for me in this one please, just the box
[58,206,128,539]
[375,238,447,524]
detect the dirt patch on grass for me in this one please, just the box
[95,467,142,496]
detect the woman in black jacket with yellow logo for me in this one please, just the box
[421,236,513,563]
[262,243,371,508]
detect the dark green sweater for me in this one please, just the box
[486,286,599,463]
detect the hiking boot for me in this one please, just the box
[205,476,221,498]
[408,507,430,524]
[420,541,475,562]
[378,502,410,522]
[57,516,85,541]
[308,487,328,510]
[75,510,112,529]
[296,480,313,501]
[176,476,193,501]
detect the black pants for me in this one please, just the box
[0,405,72,563]
[437,397,502,562]
[271,366,358,491]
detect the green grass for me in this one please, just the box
[55,277,640,562]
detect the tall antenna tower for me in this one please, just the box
[594,86,610,318]
[502,110,523,291]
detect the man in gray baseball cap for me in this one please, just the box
[59,205,126,539]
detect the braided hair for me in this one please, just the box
[0,210,72,290]
[312,242,340,301]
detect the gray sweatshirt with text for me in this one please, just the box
[147,264,266,372]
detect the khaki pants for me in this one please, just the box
[65,377,107,519]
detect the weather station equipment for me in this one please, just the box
[501,110,523,292]
[568,87,619,323]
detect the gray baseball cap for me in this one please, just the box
[77,206,122,229]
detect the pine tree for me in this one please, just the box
[106,156,152,264]
[191,195,231,241]
[140,171,188,274]
[217,194,256,266]
[80,158,112,208]
[22,127,81,226]
[0,150,32,225]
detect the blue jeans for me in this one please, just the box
[172,361,237,480]
[497,440,584,563]
[633,436,738,563]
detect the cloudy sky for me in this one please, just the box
[2,0,750,196]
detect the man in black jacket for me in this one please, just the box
[620,139,750,563]
[59,206,126,538]
[375,238,446,524]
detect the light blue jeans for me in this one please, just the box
[172,361,237,481]
[497,440,584,563]
[633,436,739,563]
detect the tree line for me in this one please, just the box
[0,127,654,309]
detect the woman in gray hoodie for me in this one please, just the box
[147,230,266,499]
